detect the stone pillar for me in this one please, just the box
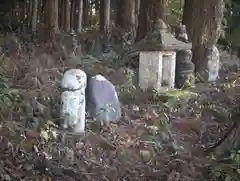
[139,51,163,92]
[60,69,87,133]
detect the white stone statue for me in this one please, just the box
[60,69,87,133]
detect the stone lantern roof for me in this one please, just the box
[133,19,192,51]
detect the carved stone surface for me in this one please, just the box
[60,69,87,133]
[206,45,220,82]
[162,53,176,87]
[86,74,121,124]
[139,51,162,91]
[174,24,188,43]
[175,24,195,88]
[175,50,195,88]
[61,90,86,133]
[61,69,87,90]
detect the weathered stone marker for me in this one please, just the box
[175,24,195,88]
[60,69,87,133]
[86,74,121,124]
[206,45,220,82]
[134,19,192,92]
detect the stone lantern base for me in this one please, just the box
[139,51,176,92]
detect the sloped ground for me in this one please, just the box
[0,34,240,181]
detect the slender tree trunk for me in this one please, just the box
[47,0,59,39]
[43,0,49,29]
[73,0,78,30]
[116,0,135,29]
[191,0,224,72]
[156,0,167,20]
[100,0,104,30]
[135,0,151,42]
[59,0,65,30]
[100,0,110,33]
[31,0,38,31]
[104,0,111,32]
[182,0,193,41]
[135,0,140,29]
[21,1,27,30]
[27,0,33,27]
[58,0,62,29]
[77,0,83,32]
[111,0,116,24]
[64,0,71,32]
[83,0,89,27]
[71,0,76,30]
[100,0,111,31]
[39,0,45,25]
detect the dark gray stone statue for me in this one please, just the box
[175,24,195,88]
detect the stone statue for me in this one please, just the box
[60,69,87,133]
[175,24,195,88]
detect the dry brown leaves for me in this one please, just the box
[0,109,212,181]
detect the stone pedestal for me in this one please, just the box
[139,51,176,92]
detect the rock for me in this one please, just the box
[60,69,87,133]
[86,74,121,124]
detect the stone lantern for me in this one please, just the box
[133,19,192,92]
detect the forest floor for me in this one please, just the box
[0,34,240,181]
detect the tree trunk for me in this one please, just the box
[27,0,33,27]
[39,0,45,25]
[116,0,135,29]
[43,0,49,29]
[21,1,27,30]
[135,0,166,42]
[59,0,65,30]
[99,0,104,30]
[77,0,83,32]
[71,0,76,30]
[83,0,89,27]
[191,0,224,73]
[100,0,111,33]
[31,0,38,31]
[64,0,71,32]
[157,0,167,20]
[58,0,62,29]
[47,0,59,39]
[136,0,148,42]
[104,0,111,33]
[182,0,193,41]
[135,0,140,29]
